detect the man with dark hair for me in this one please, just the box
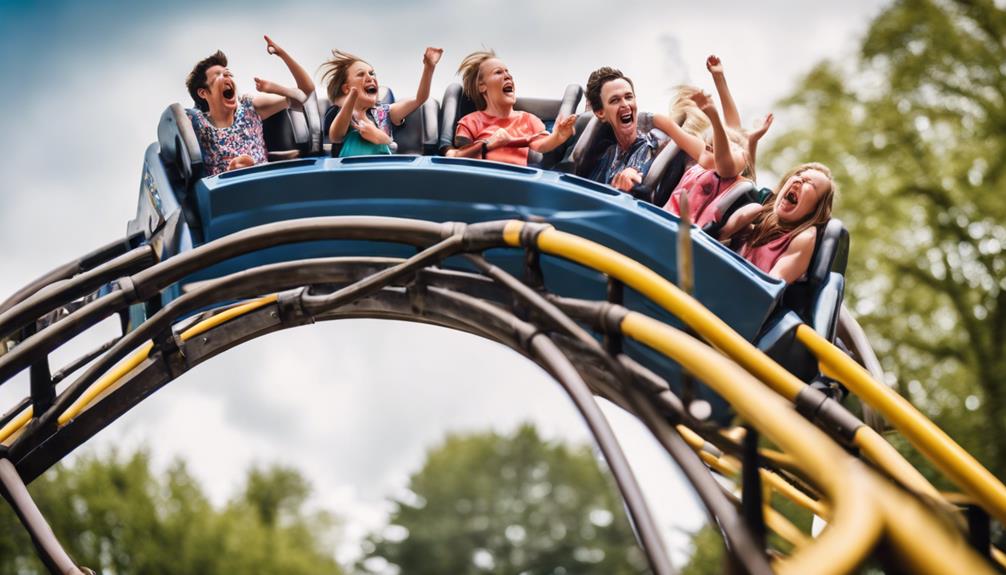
[581,66,664,192]
[184,35,315,176]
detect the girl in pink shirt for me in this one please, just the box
[718,163,837,283]
[658,56,772,224]
[446,50,576,166]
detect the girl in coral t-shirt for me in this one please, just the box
[447,50,575,166]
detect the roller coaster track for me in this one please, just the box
[1,214,1005,574]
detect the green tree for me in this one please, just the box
[358,424,648,574]
[0,449,343,574]
[767,0,1006,481]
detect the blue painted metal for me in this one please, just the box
[131,153,790,419]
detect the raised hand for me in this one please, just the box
[611,167,643,192]
[423,47,444,67]
[264,35,285,57]
[254,77,279,94]
[749,113,774,142]
[554,114,576,142]
[706,55,724,75]
[689,90,716,117]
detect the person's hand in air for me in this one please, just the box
[706,54,724,75]
[749,112,774,144]
[423,47,444,67]
[553,114,577,142]
[264,35,287,58]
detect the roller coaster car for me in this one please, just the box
[131,86,850,422]
[438,82,583,168]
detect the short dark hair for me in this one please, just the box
[186,50,228,112]
[586,66,633,111]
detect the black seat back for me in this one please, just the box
[700,181,759,238]
[438,82,583,167]
[158,103,204,189]
[782,218,850,341]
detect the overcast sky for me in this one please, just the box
[0,0,889,568]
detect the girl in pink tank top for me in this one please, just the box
[720,163,837,283]
[656,56,772,225]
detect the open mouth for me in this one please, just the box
[502,82,514,95]
[364,85,379,95]
[619,111,634,126]
[222,81,236,101]
[784,191,799,206]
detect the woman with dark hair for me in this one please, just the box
[718,162,836,283]
[446,50,575,166]
[184,35,314,175]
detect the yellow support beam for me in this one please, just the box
[506,222,945,508]
[621,312,883,575]
[798,325,1006,526]
[58,295,278,426]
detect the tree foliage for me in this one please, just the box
[0,449,342,574]
[357,424,649,575]
[767,0,1006,481]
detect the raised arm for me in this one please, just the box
[528,114,576,154]
[691,91,745,179]
[706,55,740,129]
[769,227,818,283]
[252,36,314,119]
[265,35,315,98]
[746,113,773,183]
[252,78,305,120]
[329,88,360,143]
[390,47,442,125]
[651,113,715,169]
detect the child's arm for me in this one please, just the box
[770,227,818,283]
[328,88,360,143]
[706,55,740,129]
[718,203,762,239]
[390,47,443,125]
[746,113,773,183]
[355,116,393,145]
[691,91,745,179]
[651,113,714,168]
[528,115,576,154]
[448,128,518,158]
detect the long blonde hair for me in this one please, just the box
[320,49,366,103]
[744,162,835,248]
[457,49,497,111]
[670,85,710,139]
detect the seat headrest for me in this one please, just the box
[808,219,849,285]
[700,180,758,238]
[157,103,203,187]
